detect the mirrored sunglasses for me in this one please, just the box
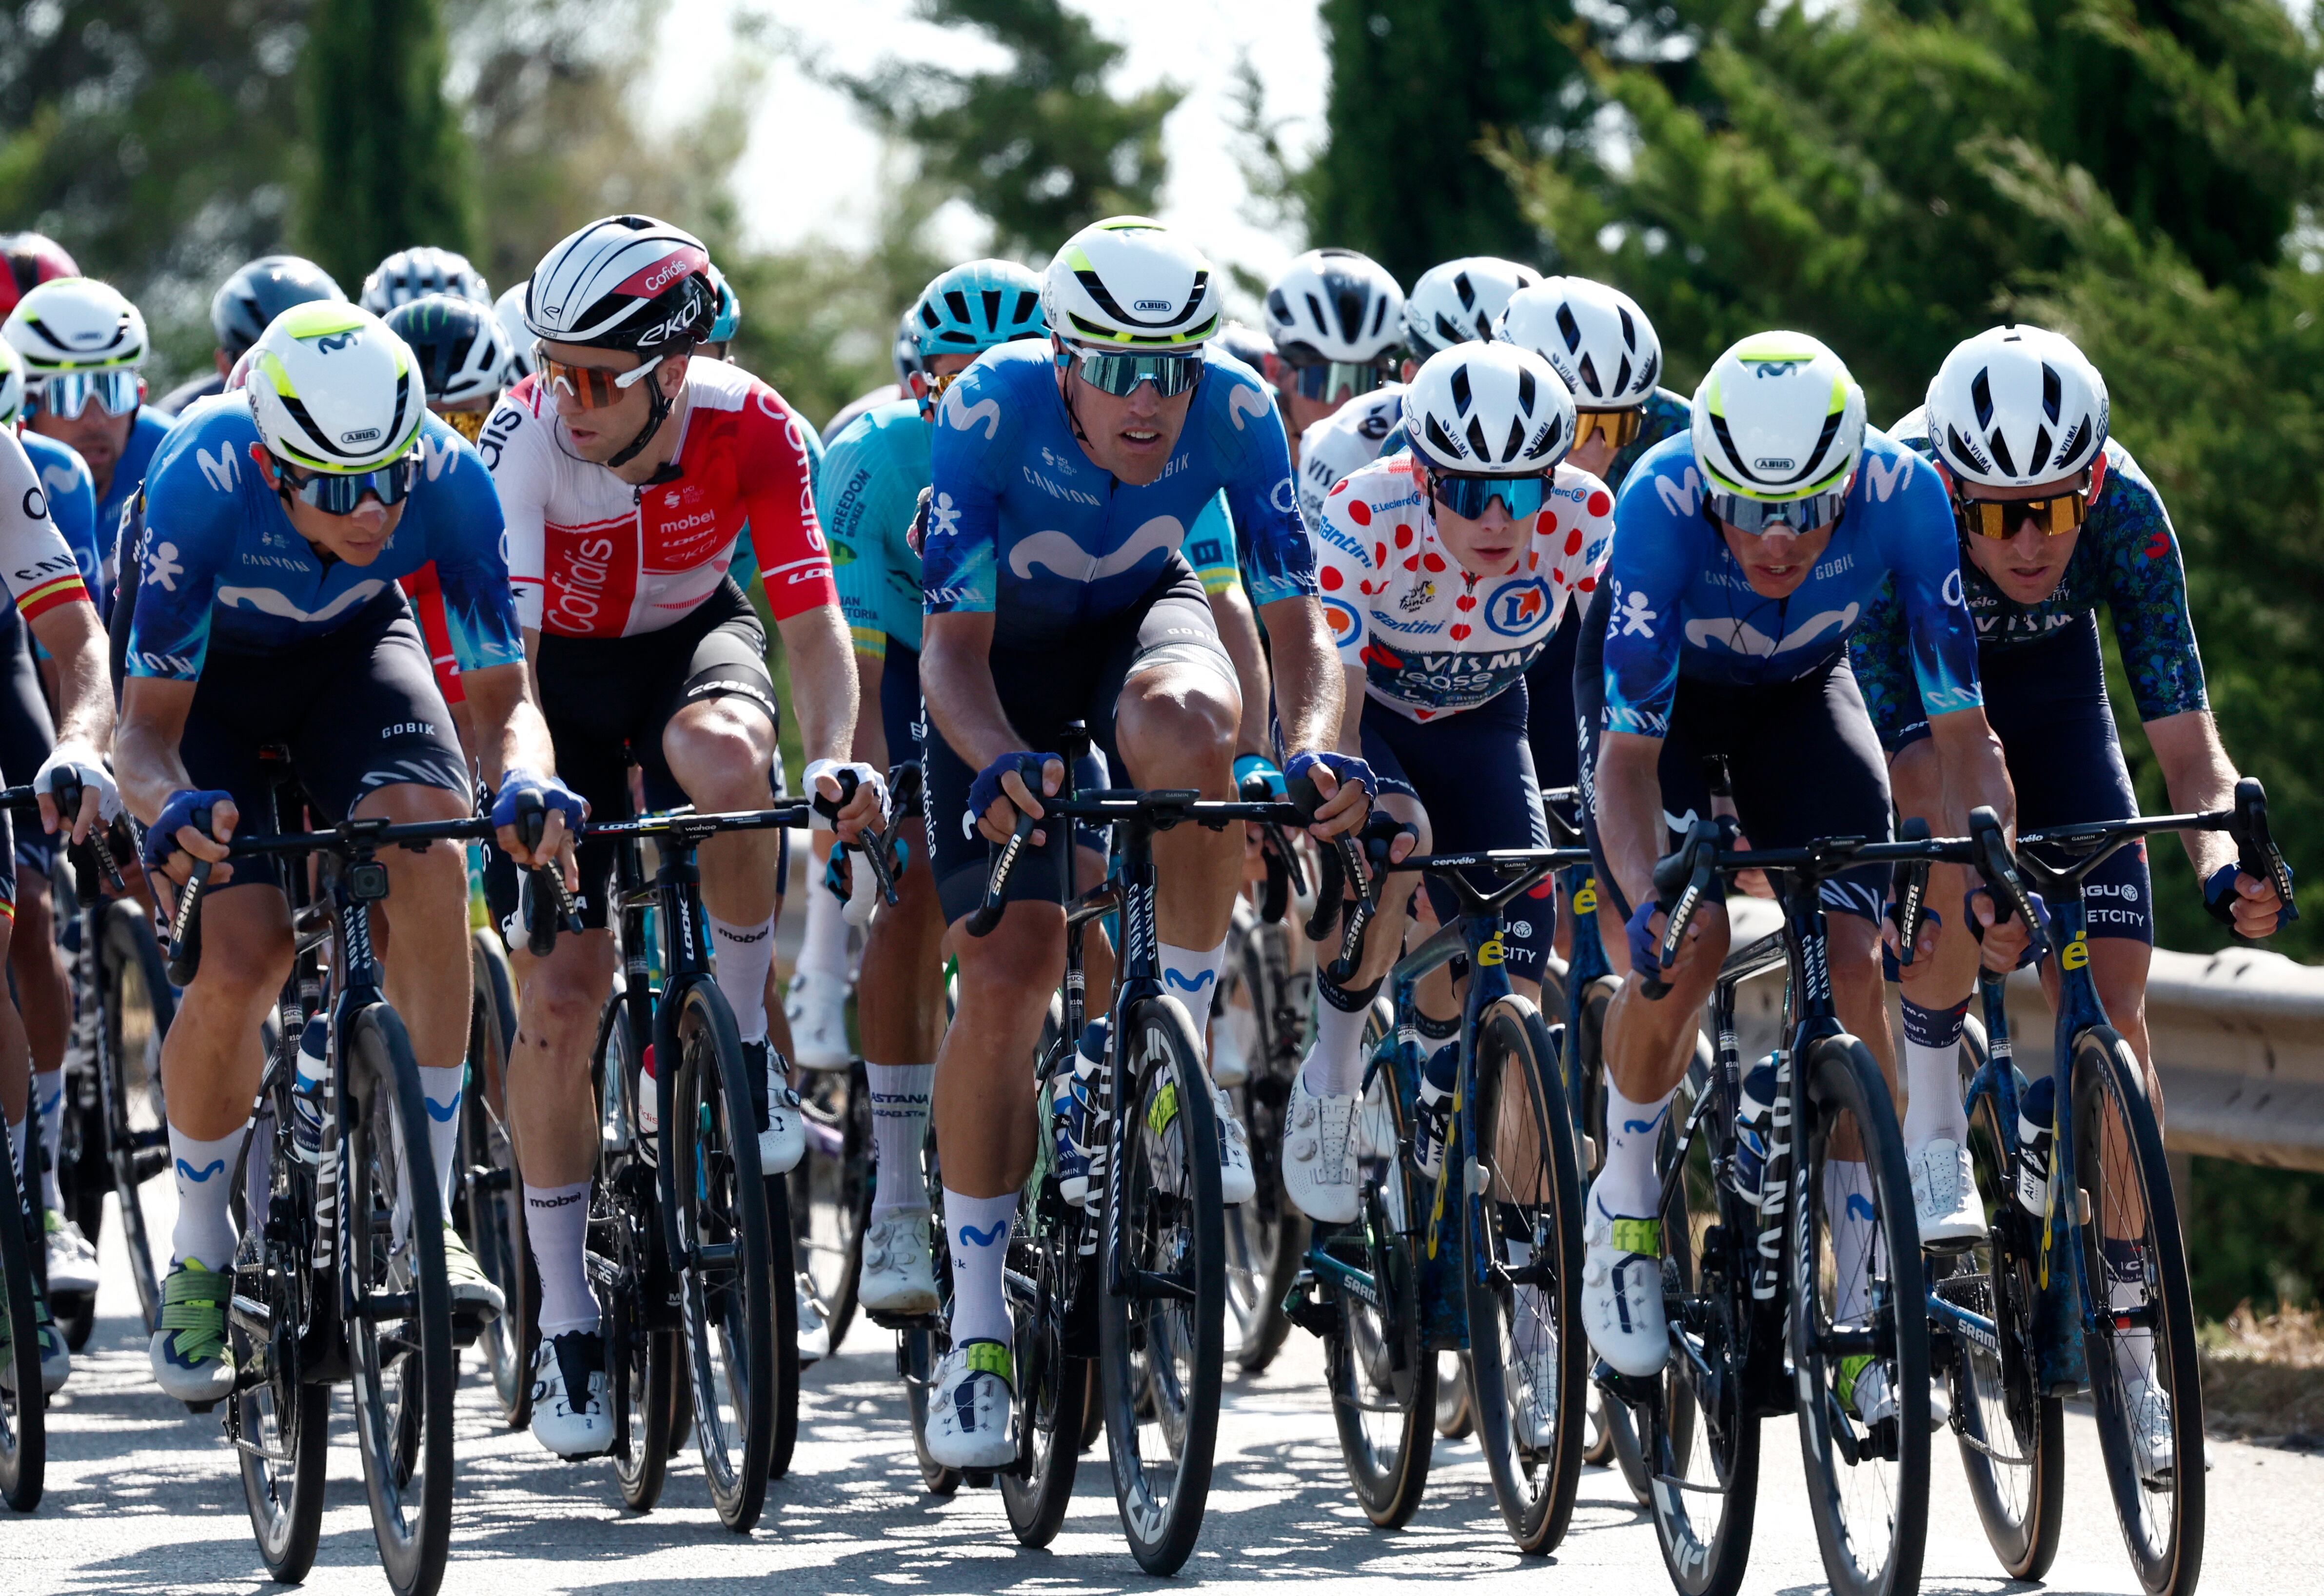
[536,347,666,411]
[1429,469,1551,522]
[32,369,141,420]
[274,453,420,515]
[1065,346,1204,399]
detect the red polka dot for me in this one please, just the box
[1373,543,1387,566]
[1456,594,1477,612]
[1587,491,1612,517]
[1402,555,1420,571]
[1577,575,1596,592]
[1422,552,1446,573]
[1450,623,1471,641]
[1347,499,1372,525]
[1527,551,1540,571]
[1319,566,1342,591]
[1565,528,1584,555]
[1394,524,1414,549]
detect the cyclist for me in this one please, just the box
[4,276,175,557]
[0,414,119,1401]
[1259,248,1404,461]
[110,304,555,1405]
[812,258,1048,1317]
[480,216,881,1456]
[1575,332,2020,1432]
[915,215,1368,1467]
[1853,324,2283,1475]
[493,282,535,383]
[359,245,491,314]
[0,233,78,316]
[157,256,346,416]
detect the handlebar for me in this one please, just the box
[816,768,899,929]
[47,768,126,906]
[2229,776,2300,926]
[1890,816,1933,968]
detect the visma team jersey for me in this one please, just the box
[481,358,835,637]
[1297,386,1406,530]
[0,428,95,625]
[822,396,929,659]
[922,340,1316,648]
[1600,428,1980,737]
[123,405,520,680]
[1317,452,1611,722]
[1851,415,2205,745]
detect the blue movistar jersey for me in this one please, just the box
[20,433,98,595]
[96,408,173,546]
[1600,427,1981,737]
[124,404,523,681]
[922,340,1315,647]
[822,397,929,659]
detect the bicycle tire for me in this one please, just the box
[764,1163,801,1481]
[592,998,676,1512]
[1947,1046,2063,1581]
[668,982,774,1532]
[229,1095,329,1576]
[461,931,536,1429]
[1323,1027,1434,1527]
[1792,1033,1930,1596]
[792,1060,870,1354]
[1564,976,1617,1470]
[999,1194,1094,1546]
[344,1003,456,1596]
[0,1127,44,1512]
[2071,1028,2203,1596]
[1100,993,1225,1576]
[56,1025,103,1350]
[1464,996,1586,1554]
[1604,1034,1708,1507]
[1224,912,1307,1373]
[100,900,172,1336]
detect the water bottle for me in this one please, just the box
[2014,1074,2056,1217]
[1412,1041,1460,1180]
[292,1014,329,1164]
[1731,1055,1778,1205]
[1055,1019,1108,1208]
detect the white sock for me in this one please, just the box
[2104,1239,2156,1383]
[1159,941,1225,1061]
[1826,1160,1877,1324]
[526,1181,599,1336]
[867,1062,934,1217]
[1508,1238,1546,1358]
[1595,1078,1672,1219]
[709,914,776,1043]
[417,1065,464,1220]
[169,1123,246,1269]
[943,1187,1018,1347]
[798,847,850,981]
[1900,999,1970,1146]
[34,1069,63,1210]
[1299,982,1377,1099]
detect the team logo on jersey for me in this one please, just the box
[1009,516,1182,582]
[1320,596,1359,644]
[1227,384,1271,432]
[1485,579,1551,636]
[1399,580,1436,612]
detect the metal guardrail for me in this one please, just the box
[1720,898,2324,1174]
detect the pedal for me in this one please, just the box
[1280,1271,1335,1337]
[868,1308,942,1333]
[962,1468,996,1489]
[1593,1357,1660,1409]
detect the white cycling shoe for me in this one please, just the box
[45,1212,100,1295]
[531,1330,615,1459]
[796,1276,829,1365]
[926,1339,1017,1469]
[1516,1348,1560,1449]
[1910,1136,1987,1249]
[755,1042,806,1175]
[1280,1070,1359,1225]
[784,969,853,1071]
[858,1209,940,1317]
[2122,1372,2177,1484]
[1211,1077,1255,1206]
[1845,1353,1950,1433]
[1581,1190,1669,1379]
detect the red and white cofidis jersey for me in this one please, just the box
[479,358,836,637]
[1313,451,1611,722]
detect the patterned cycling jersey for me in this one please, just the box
[480,357,835,637]
[822,396,929,659]
[922,340,1316,648]
[1600,428,1981,737]
[1297,385,1406,530]
[123,404,520,680]
[20,433,97,598]
[1318,452,1611,721]
[0,429,95,625]
[1851,416,2204,745]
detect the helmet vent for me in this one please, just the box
[1988,429,2018,478]
[1617,305,1636,350]
[1449,362,1473,415]
[2040,363,2062,423]
[980,288,1003,330]
[1500,414,1526,463]
[1424,414,1467,462]
[1555,303,1582,354]
[1613,355,1633,397]
[1515,364,1536,413]
[1970,368,1994,429]
[1576,352,1601,399]
[2030,425,2052,474]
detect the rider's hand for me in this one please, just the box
[1285,750,1372,841]
[143,788,238,887]
[2206,862,2285,940]
[969,752,1064,847]
[492,767,586,886]
[1626,894,1721,984]
[806,757,889,845]
[1967,885,2046,972]
[1881,905,1944,972]
[35,741,118,844]
[1728,827,1775,900]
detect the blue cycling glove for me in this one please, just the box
[1285,751,1375,802]
[1966,886,2050,971]
[1625,898,1664,981]
[966,752,1060,838]
[2204,860,2292,932]
[492,768,588,839]
[1233,752,1286,801]
[143,788,233,872]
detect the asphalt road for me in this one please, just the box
[15,1202,2324,1596]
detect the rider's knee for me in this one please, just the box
[1118,670,1238,780]
[664,700,775,804]
[524,941,616,1040]
[953,906,1064,995]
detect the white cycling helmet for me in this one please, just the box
[245,303,426,474]
[359,246,490,315]
[1264,248,1403,364]
[0,340,21,427]
[3,276,149,374]
[1403,342,1575,475]
[384,293,511,412]
[1925,323,2108,489]
[494,281,535,380]
[526,215,716,353]
[1400,257,1541,358]
[1690,331,1866,522]
[1498,277,1661,409]
[1043,216,1219,348]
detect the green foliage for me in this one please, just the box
[2187,1157,2324,1317]
[842,0,1180,256]
[302,0,478,292]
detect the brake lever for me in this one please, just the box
[1968,806,2050,961]
[2229,776,2300,926]
[1892,816,1933,966]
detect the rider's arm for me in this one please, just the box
[921,610,1024,772]
[852,650,888,771]
[1210,583,1272,759]
[26,597,113,764]
[2145,709,2280,932]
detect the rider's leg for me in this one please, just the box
[663,692,784,1043]
[0,903,25,1193]
[859,817,944,1217]
[12,871,70,1211]
[1115,654,1241,1014]
[507,927,617,1339]
[787,828,852,1067]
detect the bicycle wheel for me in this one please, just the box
[902,1168,960,1495]
[1435,1354,1474,1438]
[1100,994,1225,1576]
[792,1060,871,1354]
[1000,1195,1094,1545]
[1463,996,1586,1553]
[667,983,773,1532]
[229,1103,329,1576]
[1792,1034,1929,1596]
[0,1134,44,1512]
[100,900,173,1336]
[344,1004,455,1596]
[592,1000,676,1512]
[1322,1036,1434,1527]
[56,1048,102,1350]
[2071,1028,2202,1596]
[1222,911,1307,1373]
[763,1164,801,1481]
[460,931,535,1428]
[1564,974,1619,1470]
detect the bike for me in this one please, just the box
[454,922,534,1428]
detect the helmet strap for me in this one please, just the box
[606,359,679,470]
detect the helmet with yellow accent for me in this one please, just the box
[1041,217,1219,350]
[245,302,427,474]
[1690,331,1866,530]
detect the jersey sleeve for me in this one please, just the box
[923,369,1011,618]
[2092,445,2207,721]
[738,386,838,622]
[123,447,226,680]
[1311,485,1379,667]
[1206,359,1316,608]
[34,446,99,594]
[0,432,93,627]
[1847,575,1922,748]
[820,416,911,659]
[1598,456,1706,737]
[423,435,526,674]
[476,388,551,631]
[1872,446,1983,720]
[1544,465,1614,628]
[1184,493,1243,595]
